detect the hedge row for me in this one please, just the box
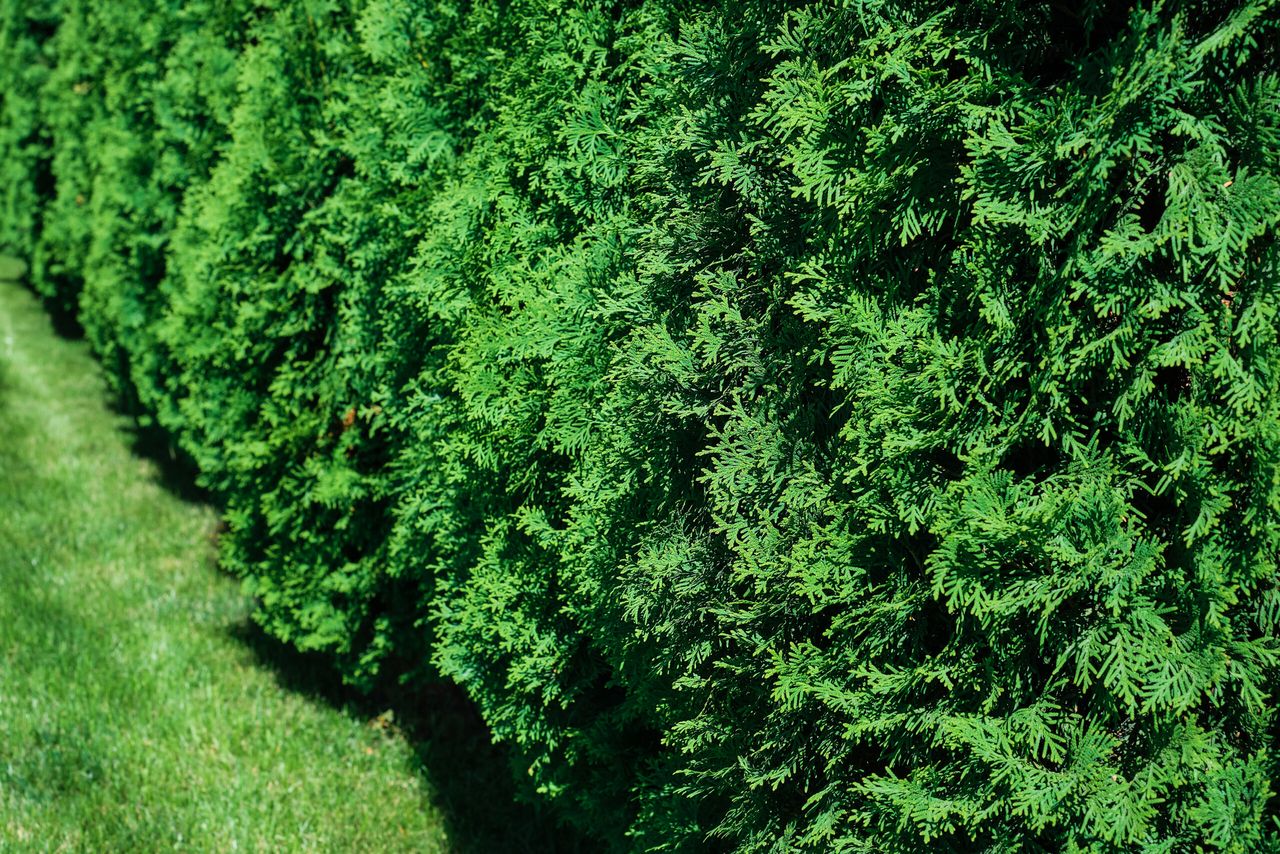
[3,0,1280,849]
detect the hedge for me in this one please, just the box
[3,0,1279,849]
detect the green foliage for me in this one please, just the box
[2,0,1278,849]
[0,1,56,297]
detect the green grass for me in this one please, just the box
[0,273,576,852]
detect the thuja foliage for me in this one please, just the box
[3,0,1279,848]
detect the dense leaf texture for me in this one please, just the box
[2,0,1278,849]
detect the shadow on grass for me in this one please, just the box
[0,262,79,341]
[0,258,202,506]
[40,292,84,340]
[119,417,210,506]
[228,620,595,854]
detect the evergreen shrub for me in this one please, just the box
[2,0,1279,849]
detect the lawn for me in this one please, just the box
[0,270,569,852]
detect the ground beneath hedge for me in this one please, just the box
[0,271,570,852]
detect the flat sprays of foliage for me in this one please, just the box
[2,0,1279,850]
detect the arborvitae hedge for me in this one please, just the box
[3,0,1279,849]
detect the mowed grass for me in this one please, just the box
[0,274,453,851]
